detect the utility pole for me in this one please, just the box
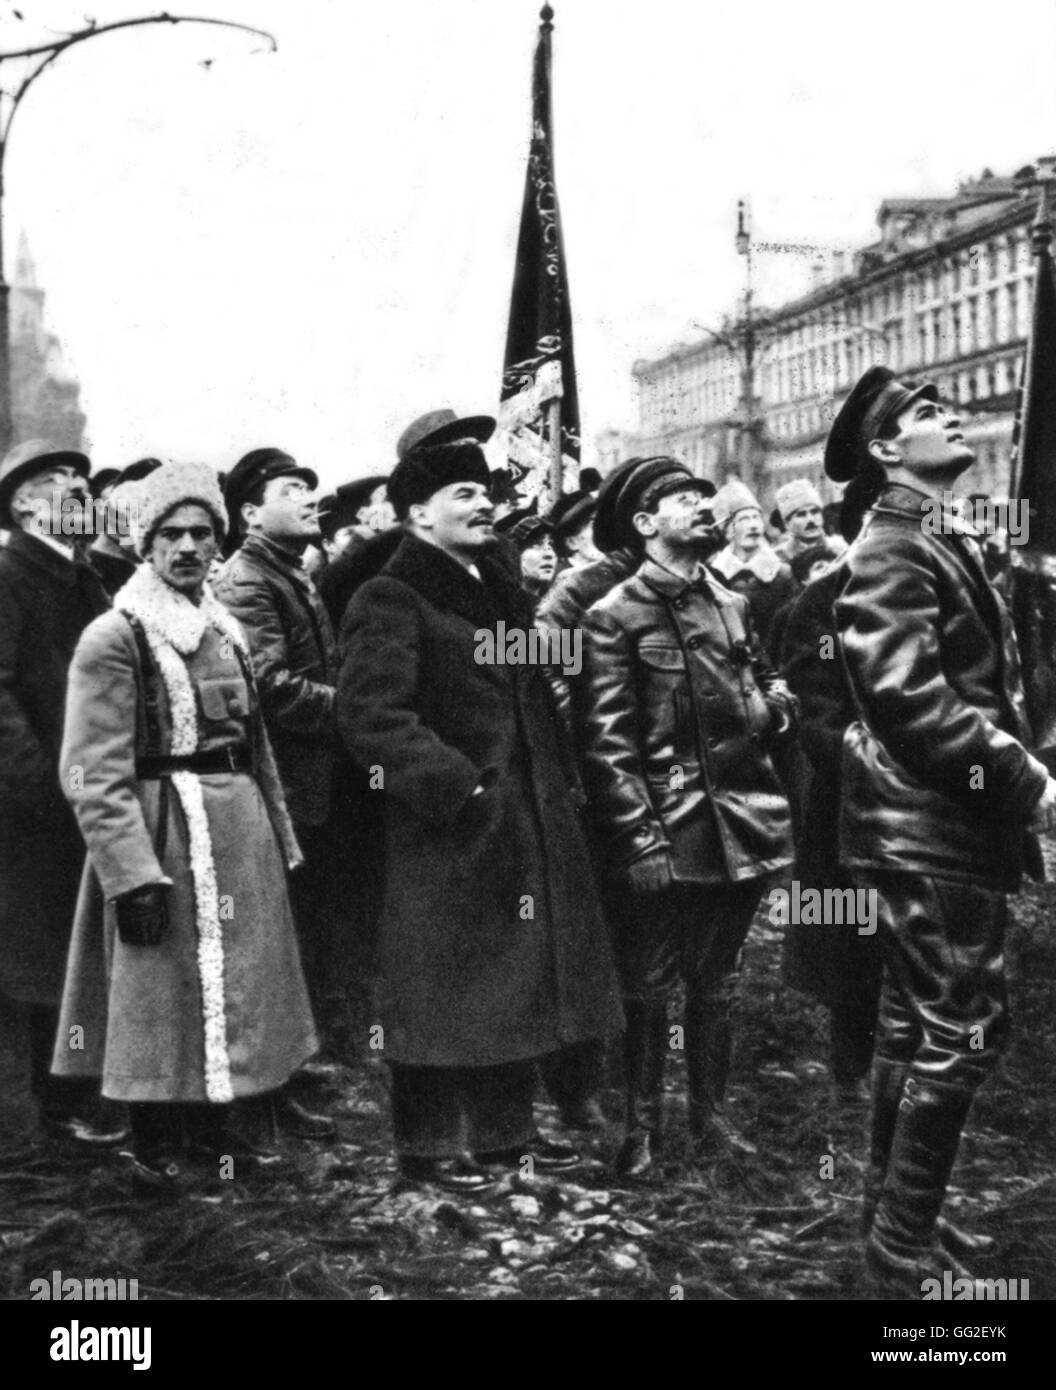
[0,12,276,454]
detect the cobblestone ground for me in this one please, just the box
[2,873,1054,1302]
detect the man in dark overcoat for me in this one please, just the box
[336,435,623,1193]
[578,457,796,1178]
[0,439,115,1155]
[828,366,1056,1293]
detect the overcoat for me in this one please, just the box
[578,557,794,884]
[835,483,1048,890]
[0,531,109,1003]
[336,533,623,1068]
[52,568,317,1102]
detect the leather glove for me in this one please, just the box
[625,850,674,894]
[115,882,170,947]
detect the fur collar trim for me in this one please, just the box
[114,563,247,658]
[710,543,785,584]
[382,532,532,631]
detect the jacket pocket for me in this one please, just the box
[197,675,250,723]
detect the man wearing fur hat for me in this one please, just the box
[770,478,846,565]
[826,365,1056,1293]
[0,440,120,1159]
[708,479,797,657]
[53,461,318,1192]
[336,429,622,1193]
[578,457,795,1178]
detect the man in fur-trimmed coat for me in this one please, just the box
[53,462,317,1193]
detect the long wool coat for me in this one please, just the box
[336,533,623,1068]
[52,567,318,1103]
[0,531,109,1003]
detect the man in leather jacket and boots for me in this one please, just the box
[827,366,1056,1295]
[578,457,795,1178]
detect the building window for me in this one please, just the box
[1007,284,1019,338]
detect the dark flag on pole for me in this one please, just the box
[498,4,580,512]
[1009,165,1056,766]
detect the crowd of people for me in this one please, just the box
[0,364,1051,1298]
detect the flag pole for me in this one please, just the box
[541,4,562,505]
[547,398,562,501]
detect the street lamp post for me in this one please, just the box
[0,12,277,453]
[734,199,760,494]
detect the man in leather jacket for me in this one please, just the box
[214,448,339,1139]
[827,366,1056,1294]
[578,456,795,1178]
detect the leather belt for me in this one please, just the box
[137,746,250,778]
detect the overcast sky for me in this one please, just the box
[5,0,1056,486]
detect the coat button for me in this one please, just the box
[706,736,719,749]
[228,697,247,717]
[686,635,703,649]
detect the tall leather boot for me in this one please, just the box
[866,1076,977,1296]
[685,977,756,1157]
[615,999,668,1179]
[861,1061,994,1260]
[860,1059,909,1236]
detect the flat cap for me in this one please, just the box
[548,489,596,541]
[824,366,937,482]
[595,456,714,553]
[224,448,318,525]
[494,507,552,550]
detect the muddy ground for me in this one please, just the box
[2,876,1054,1303]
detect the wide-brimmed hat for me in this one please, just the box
[0,438,90,527]
[396,409,496,462]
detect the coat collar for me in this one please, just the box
[710,542,784,583]
[382,532,531,631]
[870,483,985,540]
[115,562,247,657]
[237,532,313,587]
[636,555,731,606]
[4,527,82,585]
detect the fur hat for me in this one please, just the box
[774,478,822,523]
[711,480,762,531]
[130,461,228,558]
[387,441,491,521]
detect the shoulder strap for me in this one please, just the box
[121,611,164,758]
[120,610,170,863]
